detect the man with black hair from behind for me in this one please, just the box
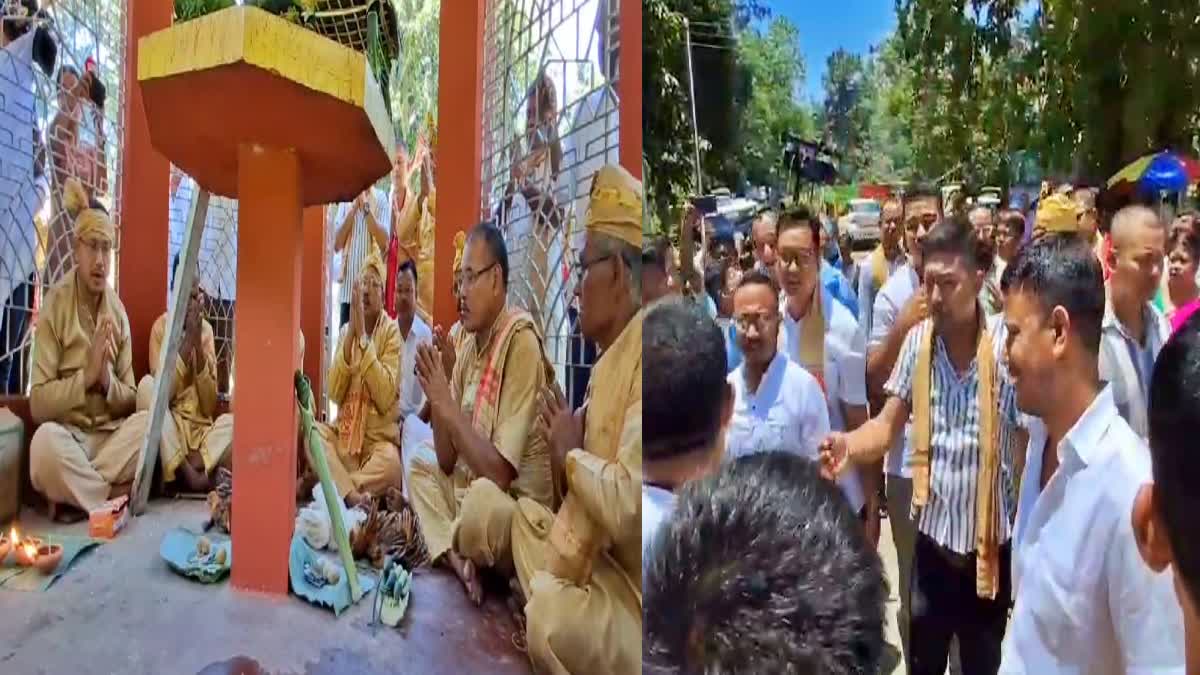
[644,451,888,675]
[642,297,732,560]
[1133,311,1200,674]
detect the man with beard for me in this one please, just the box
[824,217,1024,675]
[1000,234,1184,673]
[724,270,829,460]
[1100,205,1170,438]
[29,179,147,521]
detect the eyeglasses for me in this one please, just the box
[905,214,938,231]
[778,249,818,269]
[460,262,497,288]
[79,237,112,256]
[576,253,614,284]
[733,312,779,333]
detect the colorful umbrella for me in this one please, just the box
[1107,151,1200,193]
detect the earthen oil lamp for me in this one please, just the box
[12,527,44,567]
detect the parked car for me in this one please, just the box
[844,198,882,246]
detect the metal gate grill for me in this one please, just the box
[481,0,620,407]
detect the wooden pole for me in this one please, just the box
[131,190,210,514]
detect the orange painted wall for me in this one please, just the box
[433,0,486,331]
[120,0,173,376]
[300,206,327,409]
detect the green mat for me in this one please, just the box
[0,534,102,592]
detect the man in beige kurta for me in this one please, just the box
[29,178,148,518]
[450,165,644,673]
[406,223,554,605]
[315,246,404,507]
[135,279,232,493]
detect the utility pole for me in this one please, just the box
[683,18,703,197]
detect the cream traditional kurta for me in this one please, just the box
[407,309,552,563]
[29,271,148,511]
[394,188,435,323]
[316,315,404,498]
[136,313,233,483]
[456,310,643,675]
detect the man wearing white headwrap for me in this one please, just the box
[28,178,148,520]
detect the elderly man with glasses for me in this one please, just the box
[406,221,556,606]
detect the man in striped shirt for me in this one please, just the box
[332,184,391,326]
[824,217,1024,675]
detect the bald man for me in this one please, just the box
[1100,206,1170,438]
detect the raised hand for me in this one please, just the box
[897,288,929,334]
[415,342,452,414]
[348,280,365,343]
[86,315,114,392]
[433,325,456,379]
[539,384,582,478]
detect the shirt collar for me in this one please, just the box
[740,350,787,396]
[1102,291,1155,343]
[1060,385,1120,468]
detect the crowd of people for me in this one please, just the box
[641,183,1200,675]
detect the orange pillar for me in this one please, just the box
[230,145,303,595]
[619,0,642,180]
[434,0,486,331]
[300,206,327,412]
[120,0,173,375]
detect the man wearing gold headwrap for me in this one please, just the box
[407,220,555,606]
[449,165,644,674]
[28,178,148,521]
[134,263,232,494]
[1034,192,1082,240]
[312,244,404,507]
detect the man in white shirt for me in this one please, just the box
[865,187,938,664]
[642,297,730,565]
[1100,205,1171,438]
[1136,315,1200,673]
[770,208,870,519]
[724,270,842,499]
[393,260,431,423]
[332,185,391,327]
[1001,234,1184,674]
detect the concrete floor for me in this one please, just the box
[0,500,531,675]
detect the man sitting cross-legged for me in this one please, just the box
[313,244,404,507]
[136,256,232,494]
[503,164,644,674]
[29,178,148,521]
[406,221,554,605]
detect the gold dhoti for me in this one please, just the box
[136,375,234,483]
[29,413,149,512]
[407,460,517,565]
[510,497,642,675]
[315,422,403,499]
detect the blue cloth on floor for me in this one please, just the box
[288,534,375,616]
[160,527,231,583]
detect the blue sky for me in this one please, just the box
[763,0,898,104]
